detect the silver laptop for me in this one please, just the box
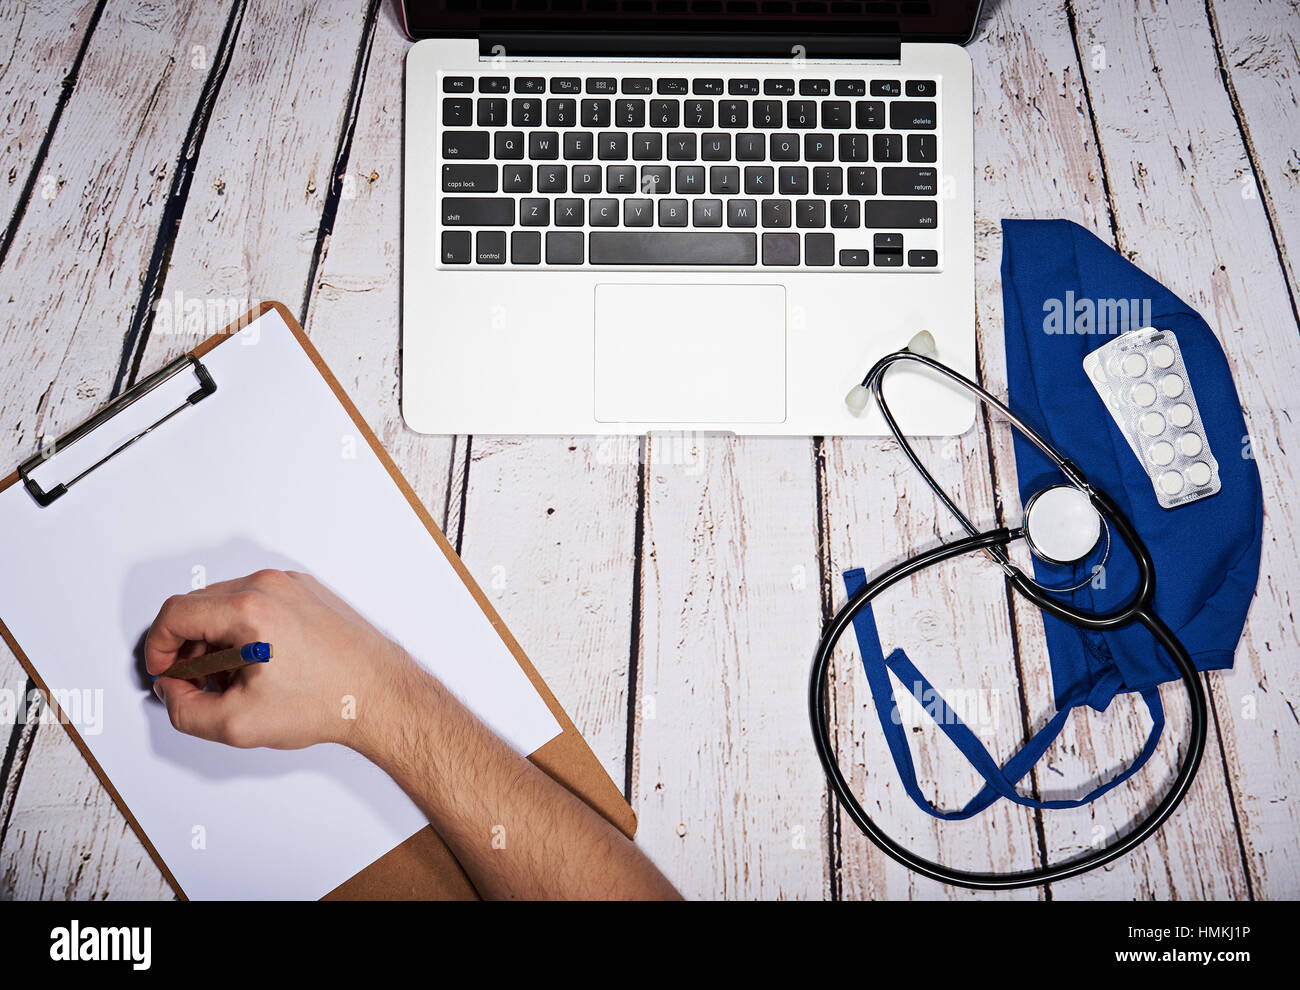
[401,1,981,436]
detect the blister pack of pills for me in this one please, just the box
[1083,327,1221,508]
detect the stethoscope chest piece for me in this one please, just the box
[1022,484,1102,566]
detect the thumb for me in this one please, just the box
[155,677,237,744]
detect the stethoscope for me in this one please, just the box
[811,332,1208,889]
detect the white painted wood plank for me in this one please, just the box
[1058,0,1298,897]
[0,0,241,900]
[632,436,829,899]
[967,0,1249,900]
[0,0,100,234]
[1207,0,1300,308]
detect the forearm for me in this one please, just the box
[353,658,679,901]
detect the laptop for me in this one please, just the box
[401,0,982,436]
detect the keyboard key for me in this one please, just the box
[443,131,489,159]
[876,250,904,267]
[443,76,473,93]
[581,99,611,127]
[890,101,937,130]
[804,133,834,161]
[830,199,860,227]
[640,165,670,194]
[906,80,937,98]
[586,77,617,94]
[590,231,756,265]
[658,78,688,94]
[694,78,724,94]
[546,231,584,264]
[537,164,567,193]
[442,230,471,263]
[476,230,506,264]
[764,79,795,95]
[659,199,689,226]
[554,198,583,225]
[839,248,869,266]
[787,101,817,128]
[709,166,739,194]
[799,79,830,96]
[762,232,798,265]
[520,198,549,225]
[744,165,774,194]
[727,199,758,227]
[502,165,532,192]
[875,233,904,251]
[871,79,902,97]
[882,166,938,196]
[624,199,654,226]
[650,100,680,127]
[442,98,472,126]
[866,200,937,228]
[478,77,509,93]
[692,199,723,227]
[701,134,730,160]
[753,101,783,128]
[813,166,843,195]
[685,100,714,127]
[736,133,765,160]
[805,233,835,266]
[633,132,662,159]
[729,78,760,95]
[515,77,545,94]
[571,164,602,193]
[907,133,937,162]
[511,98,542,127]
[512,230,541,264]
[546,99,576,127]
[616,99,647,127]
[835,80,866,97]
[762,199,792,227]
[778,165,808,194]
[598,132,629,159]
[848,166,878,195]
[477,98,507,126]
[718,101,748,128]
[528,131,560,159]
[908,249,939,267]
[606,164,638,192]
[822,101,851,129]
[839,133,870,163]
[442,164,498,192]
[564,131,594,159]
[494,131,525,159]
[796,200,826,228]
[675,165,705,193]
[442,198,514,226]
[855,101,885,129]
[590,198,620,226]
[622,77,652,94]
[771,134,799,160]
[550,77,581,94]
[668,133,697,160]
[873,133,904,162]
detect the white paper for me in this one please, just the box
[0,310,560,900]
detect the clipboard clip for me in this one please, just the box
[18,354,217,507]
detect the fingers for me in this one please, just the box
[154,678,242,745]
[144,591,265,675]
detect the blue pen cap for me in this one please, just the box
[240,642,273,663]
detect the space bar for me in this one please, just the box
[589,232,757,265]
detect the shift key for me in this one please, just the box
[865,200,937,228]
[442,198,515,226]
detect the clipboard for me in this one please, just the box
[0,301,634,900]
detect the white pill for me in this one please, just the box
[1169,402,1194,428]
[1090,363,1108,385]
[1140,411,1165,436]
[1132,383,1157,406]
[1149,441,1175,466]
[1187,461,1213,486]
[1161,374,1185,398]
[1159,471,1184,495]
[1122,353,1148,377]
[1150,343,1176,368]
[1178,433,1203,457]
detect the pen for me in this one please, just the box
[153,641,273,682]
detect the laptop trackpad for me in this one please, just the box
[593,283,786,423]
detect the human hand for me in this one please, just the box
[145,569,415,750]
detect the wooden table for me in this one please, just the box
[1,0,1296,900]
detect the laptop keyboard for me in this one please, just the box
[435,73,941,270]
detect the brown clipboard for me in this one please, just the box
[0,300,635,900]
